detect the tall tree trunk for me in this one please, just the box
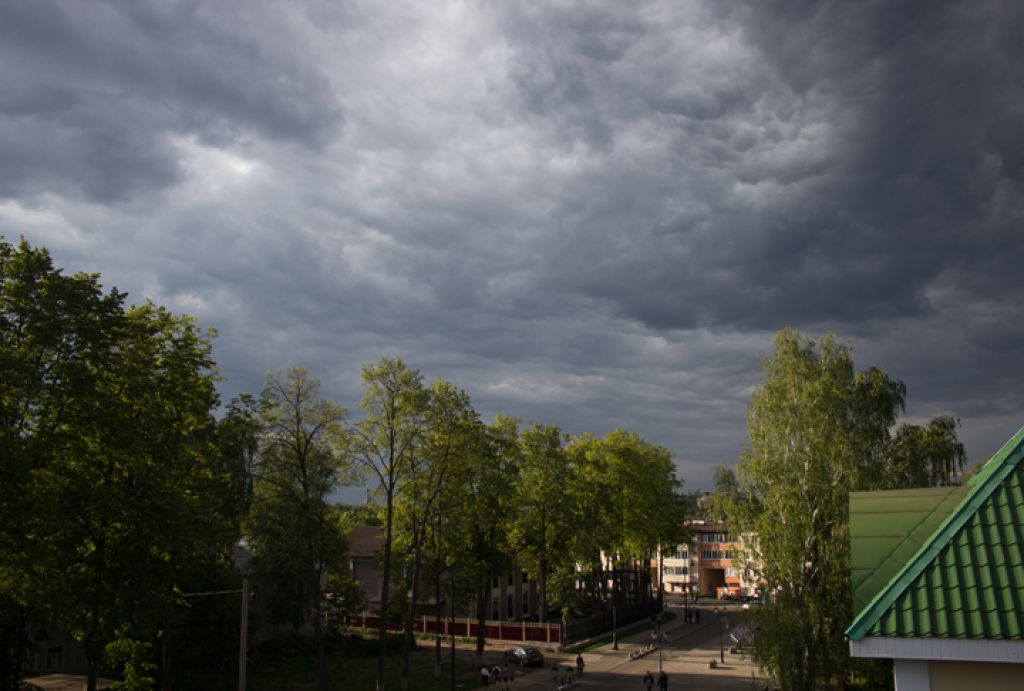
[433,553,442,679]
[312,564,328,691]
[0,617,12,691]
[85,627,100,691]
[400,536,424,691]
[539,554,548,624]
[161,609,174,691]
[12,606,26,691]
[538,507,547,623]
[377,491,396,691]
[475,580,487,656]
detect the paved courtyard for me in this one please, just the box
[492,604,769,691]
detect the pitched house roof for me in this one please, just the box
[349,525,384,559]
[846,425,1024,641]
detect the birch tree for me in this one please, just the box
[735,330,905,690]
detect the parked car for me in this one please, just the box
[504,646,545,666]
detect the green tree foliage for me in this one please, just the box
[248,367,348,691]
[563,430,687,614]
[104,628,156,691]
[348,357,427,691]
[508,423,571,623]
[393,379,476,690]
[447,414,520,655]
[0,237,234,691]
[727,329,968,690]
[1,238,124,688]
[877,415,967,489]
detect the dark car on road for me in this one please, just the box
[504,646,544,666]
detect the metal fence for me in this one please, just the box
[561,598,662,644]
[344,613,562,645]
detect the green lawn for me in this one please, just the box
[256,638,487,691]
[179,633,490,691]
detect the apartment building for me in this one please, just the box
[659,520,761,598]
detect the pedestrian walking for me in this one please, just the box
[481,665,491,687]
[695,607,701,623]
[659,670,668,690]
[492,664,502,688]
[576,653,585,677]
[643,670,654,690]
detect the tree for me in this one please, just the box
[1,238,126,689]
[348,358,427,691]
[733,330,906,690]
[563,431,686,617]
[248,367,348,691]
[508,423,571,623]
[393,379,476,690]
[878,415,967,489]
[34,303,224,691]
[445,414,519,656]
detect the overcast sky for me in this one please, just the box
[3,0,1023,495]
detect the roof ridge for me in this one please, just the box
[846,425,1024,641]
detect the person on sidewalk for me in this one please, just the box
[576,653,585,677]
[480,665,491,687]
[643,670,654,690]
[658,670,668,690]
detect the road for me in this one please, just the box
[497,604,768,691]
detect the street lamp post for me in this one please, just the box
[714,606,726,663]
[611,600,618,650]
[652,615,666,674]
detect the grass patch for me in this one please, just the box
[178,632,487,690]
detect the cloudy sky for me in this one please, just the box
[3,0,1023,494]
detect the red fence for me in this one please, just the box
[344,613,561,645]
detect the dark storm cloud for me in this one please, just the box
[492,0,1024,336]
[0,0,343,202]
[2,0,1022,491]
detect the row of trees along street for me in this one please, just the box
[0,237,689,691]
[710,329,967,691]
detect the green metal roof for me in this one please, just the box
[850,485,967,614]
[846,425,1024,641]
